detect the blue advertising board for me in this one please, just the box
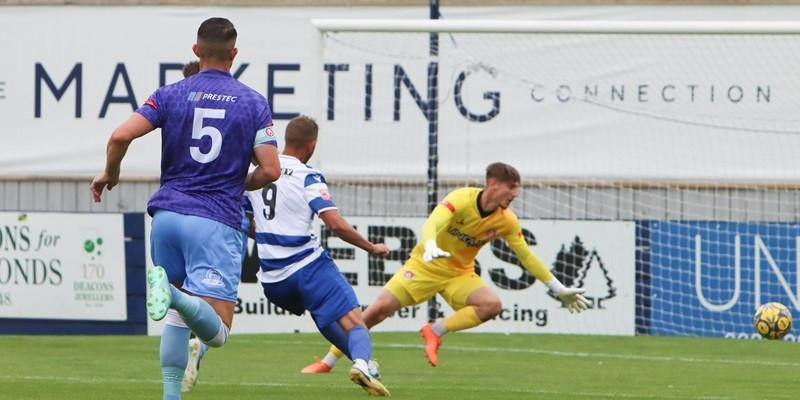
[644,221,800,340]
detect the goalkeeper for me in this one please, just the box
[302,162,589,372]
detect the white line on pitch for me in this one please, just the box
[239,339,800,368]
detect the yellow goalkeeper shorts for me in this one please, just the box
[384,257,487,311]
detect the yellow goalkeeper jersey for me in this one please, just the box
[409,187,555,283]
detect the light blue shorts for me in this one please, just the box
[150,209,244,302]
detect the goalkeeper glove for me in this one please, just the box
[546,279,590,313]
[423,240,451,263]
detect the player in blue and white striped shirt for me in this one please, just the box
[244,116,391,396]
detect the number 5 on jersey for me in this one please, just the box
[191,107,225,163]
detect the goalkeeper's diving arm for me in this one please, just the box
[505,231,589,313]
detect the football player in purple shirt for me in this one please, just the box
[90,17,280,400]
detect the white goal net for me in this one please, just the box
[311,19,800,338]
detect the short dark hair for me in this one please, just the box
[196,17,237,60]
[182,61,200,78]
[486,162,520,184]
[285,115,319,147]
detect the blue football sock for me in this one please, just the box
[160,324,191,400]
[319,322,351,360]
[347,325,372,362]
[169,286,222,343]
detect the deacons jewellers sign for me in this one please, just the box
[0,212,127,321]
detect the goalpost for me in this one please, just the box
[311,19,800,339]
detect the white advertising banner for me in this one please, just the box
[0,212,127,320]
[2,7,800,182]
[147,217,634,336]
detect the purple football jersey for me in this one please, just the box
[136,69,276,229]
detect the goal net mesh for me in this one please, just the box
[315,27,800,338]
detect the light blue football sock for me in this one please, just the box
[347,325,372,362]
[169,286,222,343]
[199,341,209,359]
[160,324,190,400]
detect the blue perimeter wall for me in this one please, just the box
[3,216,798,337]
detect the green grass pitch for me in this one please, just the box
[1,332,798,399]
